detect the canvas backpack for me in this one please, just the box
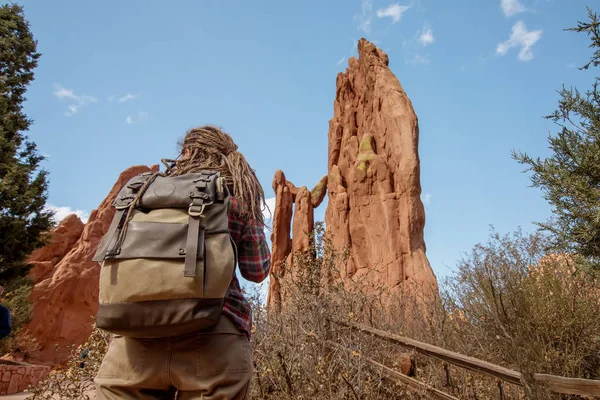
[92,170,237,338]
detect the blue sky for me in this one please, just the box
[14,0,597,285]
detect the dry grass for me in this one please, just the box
[23,224,600,400]
[441,228,600,399]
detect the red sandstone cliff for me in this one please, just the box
[26,215,84,283]
[20,165,158,365]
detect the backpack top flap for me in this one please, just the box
[113,170,228,210]
[92,170,230,263]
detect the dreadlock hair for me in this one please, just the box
[162,125,266,225]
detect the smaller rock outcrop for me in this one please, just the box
[268,171,294,310]
[27,215,84,283]
[267,171,328,311]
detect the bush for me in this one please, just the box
[442,228,600,399]
[248,222,477,399]
[27,323,111,399]
[23,224,600,399]
[0,274,39,359]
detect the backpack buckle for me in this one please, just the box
[189,203,205,217]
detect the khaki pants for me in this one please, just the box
[94,316,253,400]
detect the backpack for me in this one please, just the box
[92,170,237,338]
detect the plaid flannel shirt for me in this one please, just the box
[224,196,271,337]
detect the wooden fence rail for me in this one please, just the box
[330,319,600,397]
[326,340,459,400]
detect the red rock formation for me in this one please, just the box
[27,215,84,283]
[22,165,158,365]
[267,172,327,311]
[309,176,328,208]
[325,39,438,310]
[291,187,314,255]
[267,171,294,311]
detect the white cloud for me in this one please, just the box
[376,4,411,23]
[496,20,542,61]
[46,204,90,224]
[566,62,577,68]
[54,85,97,116]
[406,54,430,65]
[501,0,526,17]
[422,193,431,207]
[418,24,435,46]
[54,87,75,99]
[118,92,140,103]
[337,57,346,66]
[65,105,78,117]
[355,0,373,33]
[125,111,148,125]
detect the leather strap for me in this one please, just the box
[185,214,200,278]
[92,209,126,262]
[197,224,206,292]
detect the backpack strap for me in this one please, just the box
[93,172,157,262]
[92,209,127,262]
[184,171,219,289]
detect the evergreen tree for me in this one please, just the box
[0,3,53,281]
[513,8,600,265]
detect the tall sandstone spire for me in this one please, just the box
[325,39,438,309]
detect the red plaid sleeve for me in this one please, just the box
[228,197,270,283]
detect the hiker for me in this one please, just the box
[94,126,271,400]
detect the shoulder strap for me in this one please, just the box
[92,172,157,262]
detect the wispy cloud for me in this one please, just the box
[125,111,148,125]
[355,0,373,33]
[566,62,577,68]
[67,105,78,116]
[418,24,435,46]
[118,92,140,103]
[376,4,411,23]
[406,53,430,65]
[501,0,527,17]
[54,87,75,99]
[337,57,346,66]
[54,85,97,116]
[496,20,542,61]
[46,204,90,224]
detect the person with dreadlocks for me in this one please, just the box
[94,126,270,400]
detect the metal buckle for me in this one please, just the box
[189,203,205,217]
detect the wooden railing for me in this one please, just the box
[328,319,600,398]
